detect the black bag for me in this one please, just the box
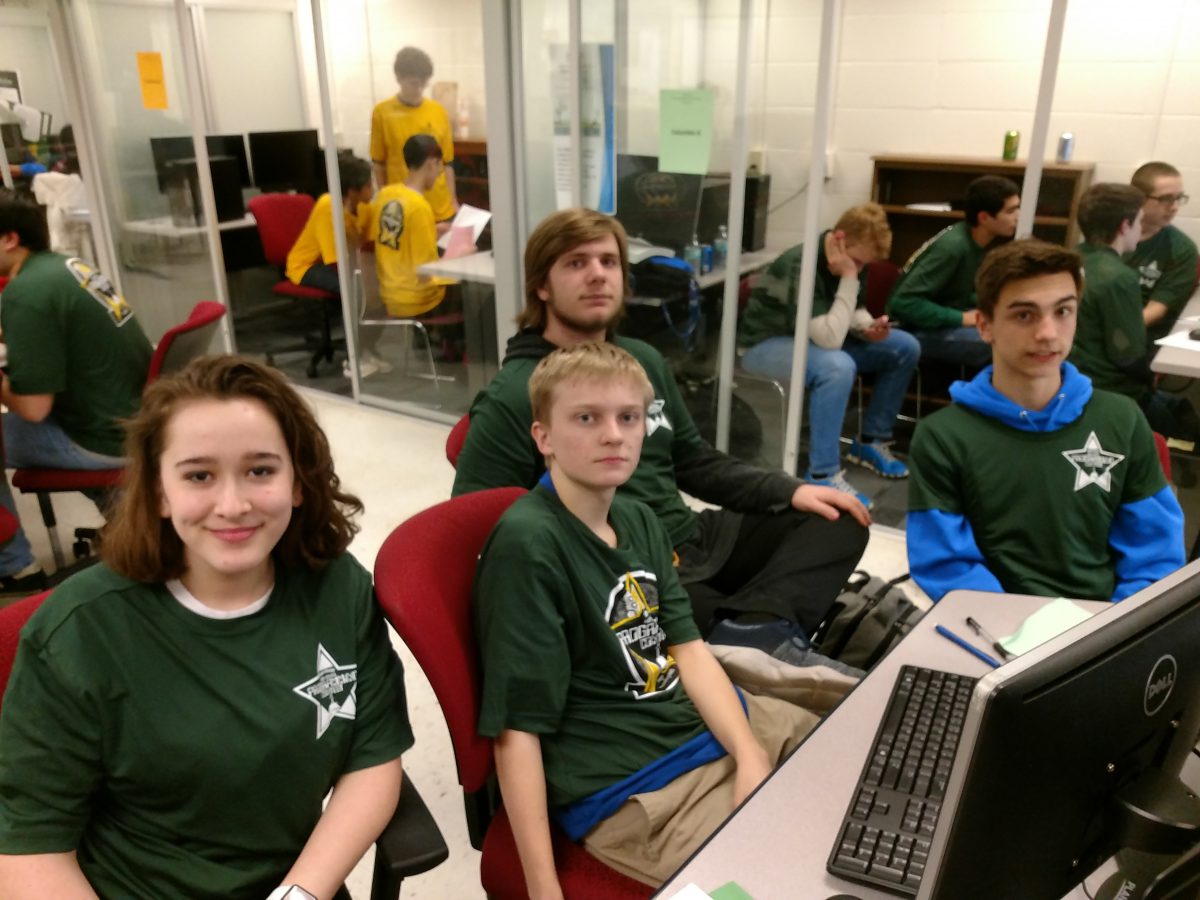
[812,571,925,670]
[629,256,702,348]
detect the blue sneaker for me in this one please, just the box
[805,469,873,510]
[847,439,909,479]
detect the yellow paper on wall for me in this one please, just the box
[137,52,168,110]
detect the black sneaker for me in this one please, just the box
[0,567,48,597]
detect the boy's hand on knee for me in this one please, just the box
[791,484,872,527]
[732,745,773,807]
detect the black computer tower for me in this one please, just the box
[743,173,770,251]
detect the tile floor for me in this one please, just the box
[9,387,919,899]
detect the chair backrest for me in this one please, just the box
[148,301,227,382]
[1153,431,1172,481]
[446,415,470,468]
[0,591,51,711]
[374,488,526,793]
[864,259,902,318]
[247,192,316,267]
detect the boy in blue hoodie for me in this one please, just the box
[907,239,1184,603]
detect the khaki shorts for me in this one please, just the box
[581,691,819,887]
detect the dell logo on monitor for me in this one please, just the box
[1144,655,1177,716]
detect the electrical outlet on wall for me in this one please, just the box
[748,147,765,173]
[824,148,836,180]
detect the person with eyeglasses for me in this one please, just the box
[1126,161,1198,342]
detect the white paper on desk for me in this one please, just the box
[661,885,714,900]
[1154,330,1200,350]
[437,204,491,250]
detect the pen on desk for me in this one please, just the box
[965,616,1014,661]
[934,624,1002,669]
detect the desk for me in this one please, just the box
[417,252,499,394]
[1150,290,1200,378]
[657,590,1109,900]
[123,213,256,238]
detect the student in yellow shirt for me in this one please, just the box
[369,47,458,232]
[284,154,373,295]
[370,134,455,321]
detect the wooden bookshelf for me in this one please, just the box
[452,139,489,210]
[871,154,1094,265]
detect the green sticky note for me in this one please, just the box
[660,89,714,175]
[1001,598,1094,656]
[709,882,755,900]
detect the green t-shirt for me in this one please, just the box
[1070,243,1150,401]
[738,234,869,348]
[475,486,705,809]
[0,556,412,900]
[1125,224,1200,334]
[453,336,712,546]
[886,222,987,331]
[1,252,153,456]
[908,390,1165,600]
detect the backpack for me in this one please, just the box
[812,571,925,670]
[629,256,702,349]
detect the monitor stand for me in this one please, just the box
[1094,770,1200,899]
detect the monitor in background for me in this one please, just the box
[248,129,321,195]
[615,154,702,255]
[149,134,250,192]
[923,563,1200,900]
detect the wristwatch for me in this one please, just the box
[265,886,317,900]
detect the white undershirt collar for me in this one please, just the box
[166,578,272,619]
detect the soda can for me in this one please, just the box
[701,243,714,275]
[1003,130,1020,161]
[1056,132,1074,164]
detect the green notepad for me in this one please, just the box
[1001,598,1094,656]
[709,883,755,900]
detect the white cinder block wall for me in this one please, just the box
[737,0,1200,250]
[319,0,1199,252]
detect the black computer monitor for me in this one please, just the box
[923,562,1200,899]
[247,129,321,194]
[615,154,703,254]
[149,134,250,191]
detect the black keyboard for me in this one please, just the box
[826,665,976,895]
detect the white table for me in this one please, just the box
[656,589,1113,900]
[417,252,499,394]
[1150,289,1200,378]
[123,213,256,238]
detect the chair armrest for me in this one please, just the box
[371,771,450,899]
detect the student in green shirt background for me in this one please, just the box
[1127,161,1198,343]
[886,175,1021,369]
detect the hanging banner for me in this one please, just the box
[136,52,168,110]
[659,89,714,176]
[550,43,615,214]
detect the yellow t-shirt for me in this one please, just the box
[369,96,456,222]
[284,194,370,285]
[368,183,449,318]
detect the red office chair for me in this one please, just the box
[247,193,342,378]
[374,489,652,900]
[0,588,447,899]
[1154,432,1172,481]
[445,414,470,468]
[11,301,227,570]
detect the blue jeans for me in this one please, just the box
[911,326,991,369]
[741,331,920,476]
[0,414,124,576]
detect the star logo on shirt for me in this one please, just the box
[1062,431,1125,493]
[646,398,672,437]
[293,644,358,738]
[1138,260,1162,291]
